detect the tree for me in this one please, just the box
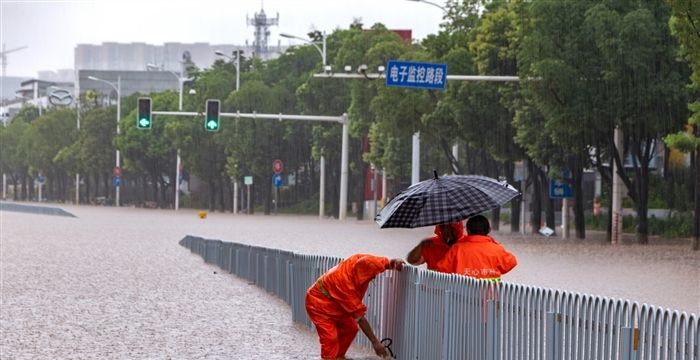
[23,108,77,201]
[519,0,687,242]
[666,0,700,250]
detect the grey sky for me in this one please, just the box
[1,0,446,77]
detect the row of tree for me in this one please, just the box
[1,0,698,248]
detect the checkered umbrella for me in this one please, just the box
[375,174,521,229]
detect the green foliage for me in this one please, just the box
[2,11,698,221]
[586,212,694,237]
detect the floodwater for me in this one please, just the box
[1,204,698,359]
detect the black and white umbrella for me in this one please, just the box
[375,173,521,229]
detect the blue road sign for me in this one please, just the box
[112,176,121,187]
[273,174,283,188]
[385,60,447,90]
[36,175,46,184]
[549,171,572,198]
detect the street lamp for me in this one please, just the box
[279,32,327,67]
[88,75,121,207]
[146,63,193,111]
[405,0,446,11]
[406,1,446,184]
[279,31,333,218]
[214,49,242,214]
[146,62,194,211]
[214,50,241,91]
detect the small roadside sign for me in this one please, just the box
[273,174,283,188]
[272,159,283,174]
[385,60,447,90]
[549,170,572,198]
[112,176,121,187]
[244,176,253,185]
[112,166,122,177]
[36,175,46,184]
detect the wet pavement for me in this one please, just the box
[1,203,698,359]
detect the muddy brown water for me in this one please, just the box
[1,204,697,359]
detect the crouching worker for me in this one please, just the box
[305,254,404,359]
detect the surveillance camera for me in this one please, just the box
[344,65,352,73]
[358,64,368,73]
[324,65,332,74]
[189,89,197,95]
[377,65,385,73]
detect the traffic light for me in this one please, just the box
[137,97,152,129]
[205,99,220,132]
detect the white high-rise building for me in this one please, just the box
[74,41,286,72]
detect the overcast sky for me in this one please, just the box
[1,0,446,77]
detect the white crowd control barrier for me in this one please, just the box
[179,236,699,360]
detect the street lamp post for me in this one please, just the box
[406,0,446,11]
[279,32,327,66]
[215,49,242,214]
[88,75,121,207]
[149,62,194,211]
[279,31,331,218]
[406,0,446,184]
[214,49,241,91]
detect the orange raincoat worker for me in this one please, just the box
[305,254,404,359]
[406,222,465,270]
[436,215,517,280]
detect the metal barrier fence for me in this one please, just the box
[179,235,699,360]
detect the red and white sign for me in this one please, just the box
[112,166,122,177]
[272,159,283,174]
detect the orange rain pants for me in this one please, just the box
[305,286,359,359]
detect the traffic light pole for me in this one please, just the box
[151,110,349,220]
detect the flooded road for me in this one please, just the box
[1,204,698,359]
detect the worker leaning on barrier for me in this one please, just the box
[406,221,465,270]
[305,253,404,359]
[436,215,517,281]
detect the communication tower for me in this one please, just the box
[247,6,279,60]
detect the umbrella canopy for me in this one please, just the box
[375,174,521,229]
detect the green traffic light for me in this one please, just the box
[137,97,152,129]
[206,119,219,130]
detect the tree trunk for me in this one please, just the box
[573,170,586,239]
[355,139,366,221]
[208,179,216,212]
[693,144,699,251]
[636,163,650,245]
[21,173,28,200]
[531,165,543,234]
[570,157,586,239]
[505,160,520,233]
[12,177,18,201]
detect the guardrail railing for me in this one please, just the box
[179,235,698,360]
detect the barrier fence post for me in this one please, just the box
[487,299,500,360]
[546,311,561,360]
[442,290,452,359]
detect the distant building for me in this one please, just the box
[37,69,75,83]
[77,70,180,100]
[1,79,74,125]
[391,29,413,44]
[0,76,25,102]
[74,41,286,73]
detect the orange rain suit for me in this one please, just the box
[436,234,517,280]
[305,254,390,359]
[418,222,466,270]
